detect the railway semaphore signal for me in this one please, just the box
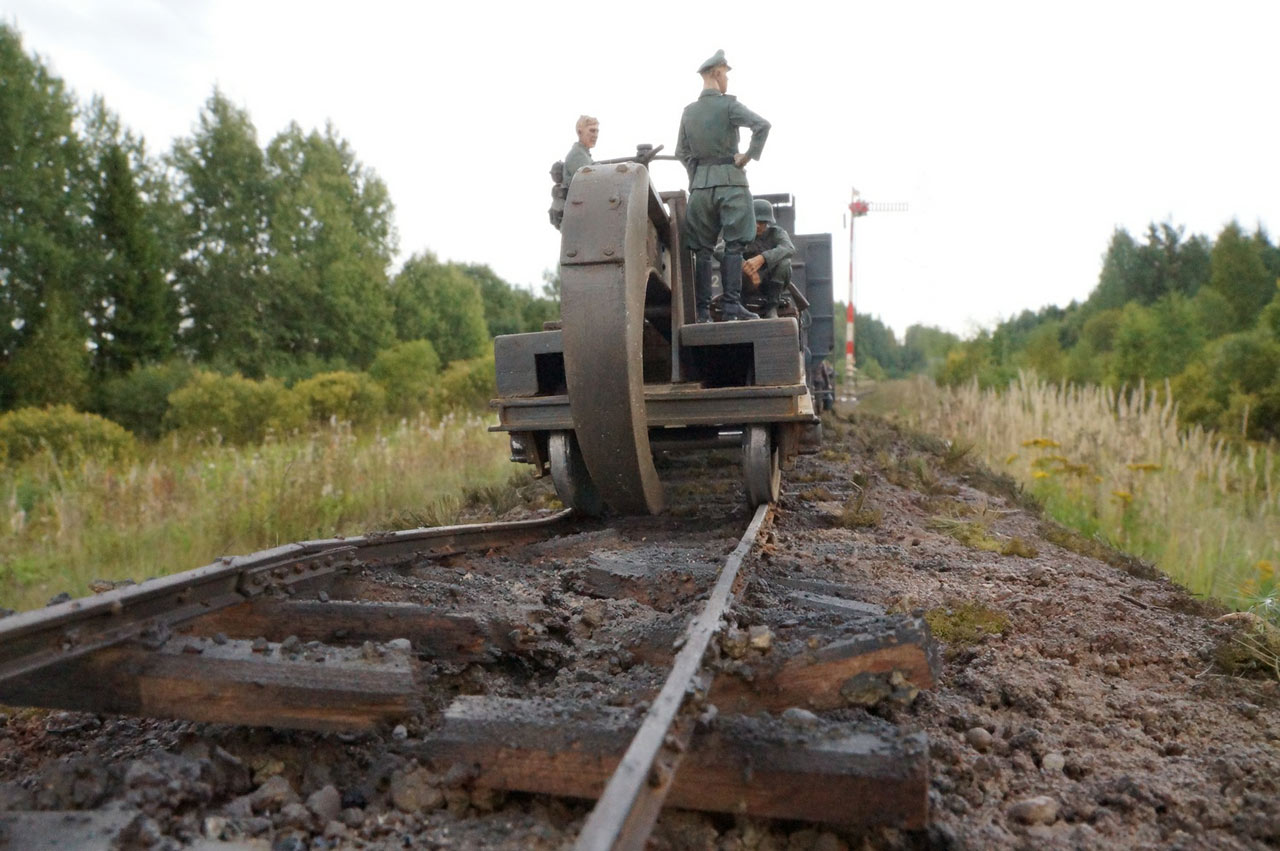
[844,188,908,401]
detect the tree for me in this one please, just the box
[1138,222,1210,301]
[1089,229,1146,312]
[169,89,273,374]
[1253,227,1280,284]
[4,294,91,408]
[0,24,92,404]
[1110,303,1158,386]
[264,122,396,368]
[1018,321,1066,382]
[1191,286,1237,340]
[82,97,177,373]
[391,253,490,364]
[903,324,960,375]
[1208,221,1272,331]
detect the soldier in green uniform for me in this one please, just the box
[564,115,598,188]
[743,198,796,318]
[550,116,599,230]
[675,49,770,322]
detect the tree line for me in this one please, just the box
[0,24,556,421]
[938,221,1280,441]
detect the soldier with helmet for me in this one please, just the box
[675,49,771,322]
[742,198,796,318]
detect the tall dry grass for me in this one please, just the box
[868,375,1279,613]
[1,413,515,613]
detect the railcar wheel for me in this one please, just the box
[743,425,781,507]
[549,431,605,517]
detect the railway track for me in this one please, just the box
[0,454,939,849]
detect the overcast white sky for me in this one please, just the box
[5,0,1278,338]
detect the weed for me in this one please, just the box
[800,486,837,502]
[1000,538,1039,558]
[1214,611,1280,680]
[837,487,881,528]
[1037,522,1158,580]
[929,516,1001,552]
[0,413,513,612]
[942,439,976,471]
[924,602,1010,645]
[882,375,1280,606]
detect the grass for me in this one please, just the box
[870,375,1280,624]
[836,487,881,528]
[0,412,517,613]
[928,515,1038,558]
[924,602,1010,645]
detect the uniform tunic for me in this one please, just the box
[675,89,770,252]
[749,223,796,285]
[563,141,593,188]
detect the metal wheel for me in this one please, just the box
[558,163,667,514]
[743,425,781,507]
[549,431,604,517]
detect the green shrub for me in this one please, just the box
[164,371,304,444]
[434,354,496,413]
[292,371,386,425]
[369,340,441,415]
[94,361,196,438]
[0,405,136,466]
[262,353,353,387]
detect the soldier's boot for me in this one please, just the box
[719,253,759,321]
[694,250,714,323]
[761,280,784,319]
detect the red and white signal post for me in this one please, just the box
[844,188,907,402]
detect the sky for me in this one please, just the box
[4,0,1279,339]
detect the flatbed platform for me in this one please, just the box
[491,381,816,432]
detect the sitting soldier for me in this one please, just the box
[741,198,796,318]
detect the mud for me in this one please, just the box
[0,409,1276,850]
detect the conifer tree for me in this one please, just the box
[1209,221,1272,331]
[82,98,177,373]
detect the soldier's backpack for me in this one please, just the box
[548,160,568,230]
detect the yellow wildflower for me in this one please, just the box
[1111,490,1133,502]
[1032,470,1051,479]
[1005,454,1019,465]
[1126,462,1163,473]
[1021,438,1061,449]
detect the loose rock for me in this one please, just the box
[966,727,993,752]
[782,707,821,729]
[306,784,342,823]
[1008,795,1059,826]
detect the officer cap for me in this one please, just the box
[697,49,731,74]
[753,199,776,223]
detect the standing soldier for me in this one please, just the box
[743,198,796,318]
[564,115,599,188]
[550,116,599,230]
[675,49,770,322]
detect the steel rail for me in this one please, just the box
[0,510,574,685]
[573,503,772,851]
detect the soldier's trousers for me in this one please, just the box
[685,185,754,252]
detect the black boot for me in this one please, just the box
[694,250,713,323]
[719,253,759,321]
[761,280,784,318]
